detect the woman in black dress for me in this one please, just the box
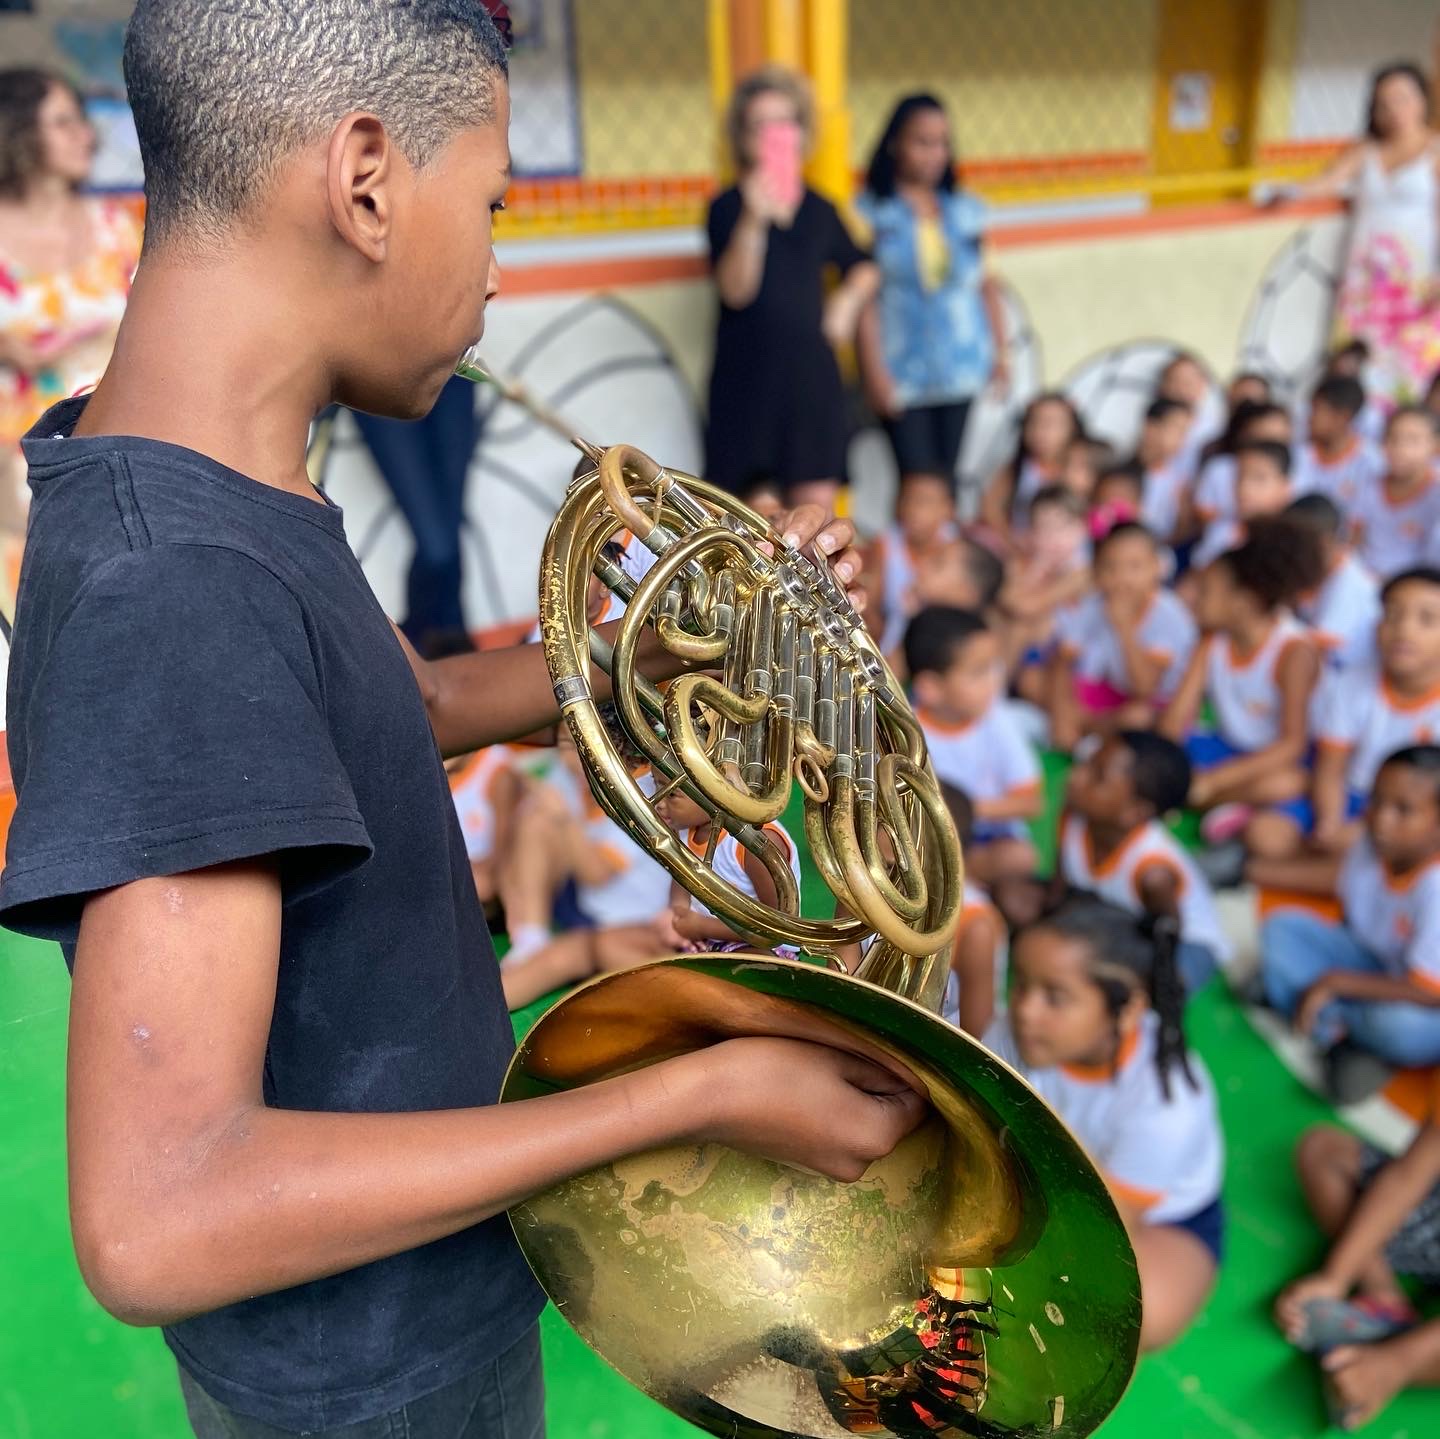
[706,67,879,511]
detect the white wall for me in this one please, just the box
[1290,0,1439,140]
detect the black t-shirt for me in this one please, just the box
[1,396,543,1430]
[704,186,869,491]
[706,185,867,347]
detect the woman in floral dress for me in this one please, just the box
[0,69,141,596]
[1279,64,1440,406]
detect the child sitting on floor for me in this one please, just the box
[978,391,1083,549]
[1002,484,1093,704]
[1254,745,1440,1099]
[866,469,959,658]
[939,783,1008,1036]
[911,531,1005,617]
[1189,437,1295,570]
[498,719,676,1011]
[1351,407,1440,578]
[1306,568,1440,853]
[1287,492,1381,676]
[1135,396,1195,546]
[1275,1099,1440,1430]
[1060,731,1231,992]
[1160,519,1324,848]
[1188,401,1292,556]
[1157,348,1225,473]
[1088,459,1145,538]
[984,893,1223,1352]
[1048,522,1197,750]
[1297,338,1386,445]
[905,605,1041,884]
[654,788,804,954]
[1061,432,1109,506]
[446,742,523,908]
[1293,373,1385,510]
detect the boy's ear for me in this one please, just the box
[325,113,393,262]
[1117,986,1148,1036]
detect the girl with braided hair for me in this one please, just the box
[983,893,1223,1352]
[1160,517,1326,850]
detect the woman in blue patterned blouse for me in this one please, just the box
[856,94,1009,499]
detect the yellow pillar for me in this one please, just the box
[802,0,851,204]
[712,0,851,201]
[708,0,734,178]
[763,0,804,70]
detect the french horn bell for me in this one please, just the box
[456,347,1142,1438]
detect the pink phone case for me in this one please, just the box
[757,120,803,210]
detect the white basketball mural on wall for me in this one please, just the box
[1062,340,1221,458]
[1237,218,1348,403]
[318,295,702,630]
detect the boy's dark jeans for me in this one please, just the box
[179,1325,544,1439]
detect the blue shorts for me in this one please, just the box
[1272,789,1367,835]
[1169,1197,1224,1265]
[972,819,1031,846]
[1186,734,1358,835]
[1184,731,1246,773]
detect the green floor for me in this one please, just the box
[2,773,1435,1437]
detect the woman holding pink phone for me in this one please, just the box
[707,67,879,511]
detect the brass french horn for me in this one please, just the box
[457,348,1141,1438]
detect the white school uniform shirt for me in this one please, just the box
[1054,589,1197,700]
[1294,398,1387,451]
[1205,613,1311,752]
[449,744,518,863]
[875,521,959,654]
[1140,460,1189,540]
[920,698,1041,806]
[942,881,1008,1028]
[1192,454,1236,524]
[983,1012,1223,1224]
[1350,473,1440,578]
[1339,835,1440,993]
[621,530,658,586]
[1316,664,1440,794]
[577,782,674,927]
[1298,551,1381,673]
[1058,813,1232,965]
[681,819,805,948]
[1292,436,1385,512]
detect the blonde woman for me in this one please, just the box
[706,67,879,512]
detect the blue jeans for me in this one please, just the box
[352,376,479,643]
[179,1325,544,1439]
[1260,911,1440,1066]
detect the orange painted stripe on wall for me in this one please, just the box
[496,196,1345,296]
[1257,138,1349,165]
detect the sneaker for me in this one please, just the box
[1323,1042,1394,1104]
[1290,1295,1417,1355]
[1200,803,1253,846]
